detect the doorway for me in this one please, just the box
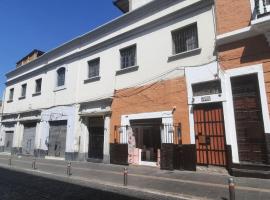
[131,119,162,165]
[48,121,67,158]
[231,74,267,164]
[4,131,14,153]
[193,103,227,167]
[88,117,104,160]
[22,123,36,155]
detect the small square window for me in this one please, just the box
[172,23,198,54]
[35,78,42,93]
[88,58,100,78]
[9,88,14,101]
[120,45,136,69]
[21,84,27,97]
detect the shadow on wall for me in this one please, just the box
[218,35,270,66]
[0,167,141,200]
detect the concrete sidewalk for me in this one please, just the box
[0,154,269,200]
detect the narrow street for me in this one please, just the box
[0,155,269,200]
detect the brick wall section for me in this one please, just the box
[218,34,270,116]
[110,77,190,144]
[215,0,252,34]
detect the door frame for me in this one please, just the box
[224,64,270,163]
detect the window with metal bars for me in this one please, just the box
[56,67,66,87]
[172,23,198,54]
[9,88,14,101]
[21,84,27,97]
[88,58,100,78]
[35,78,42,93]
[120,45,136,69]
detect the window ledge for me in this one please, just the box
[32,92,41,97]
[168,48,201,62]
[115,65,139,76]
[7,100,13,103]
[54,86,66,92]
[84,76,101,84]
[18,96,26,100]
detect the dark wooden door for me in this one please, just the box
[231,74,267,164]
[88,127,104,159]
[5,131,14,152]
[194,103,227,167]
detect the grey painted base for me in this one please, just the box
[103,155,110,164]
[34,149,48,158]
[0,146,4,152]
[65,152,79,161]
[77,153,88,161]
[11,147,22,155]
[265,134,270,164]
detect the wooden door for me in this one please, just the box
[48,121,67,158]
[5,131,13,152]
[231,74,267,164]
[22,123,36,155]
[194,103,227,167]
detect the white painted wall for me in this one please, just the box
[129,0,153,11]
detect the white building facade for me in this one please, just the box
[0,0,217,165]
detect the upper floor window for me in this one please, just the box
[172,23,198,54]
[21,84,27,98]
[56,67,66,87]
[8,88,14,101]
[35,78,42,93]
[88,58,100,78]
[120,45,136,69]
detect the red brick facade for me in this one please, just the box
[110,77,190,144]
[215,0,252,34]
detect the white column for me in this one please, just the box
[103,115,111,163]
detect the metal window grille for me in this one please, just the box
[120,45,136,69]
[21,84,27,97]
[172,23,198,54]
[35,79,42,93]
[9,89,14,101]
[57,68,65,87]
[88,58,100,78]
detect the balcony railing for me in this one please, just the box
[255,0,270,18]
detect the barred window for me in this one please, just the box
[56,67,66,87]
[88,58,100,78]
[172,23,198,54]
[21,84,27,97]
[9,88,14,101]
[120,45,136,69]
[35,78,42,93]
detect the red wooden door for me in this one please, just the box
[194,103,227,167]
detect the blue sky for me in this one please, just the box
[0,0,122,98]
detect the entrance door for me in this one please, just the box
[231,74,267,164]
[88,117,104,160]
[4,131,13,152]
[22,123,36,155]
[48,121,67,158]
[194,103,227,167]
[131,119,162,165]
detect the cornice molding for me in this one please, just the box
[6,0,214,86]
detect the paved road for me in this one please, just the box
[0,155,269,200]
[0,167,143,200]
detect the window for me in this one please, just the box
[192,80,222,97]
[35,78,42,93]
[8,88,14,101]
[21,84,27,98]
[172,23,198,54]
[88,58,100,78]
[56,67,65,87]
[120,45,136,69]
